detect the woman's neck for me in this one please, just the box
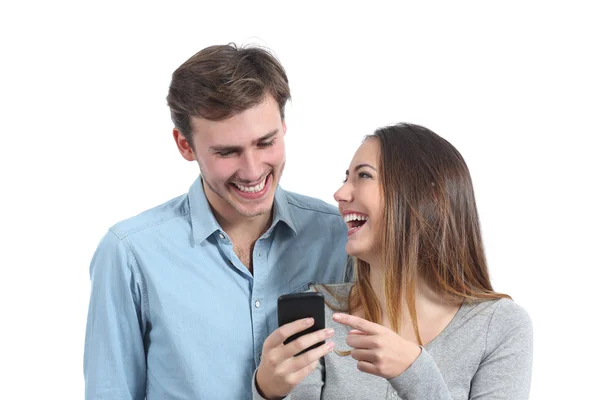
[367,261,388,324]
[367,262,461,339]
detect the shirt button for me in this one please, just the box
[254,300,261,308]
[257,252,261,257]
[219,233,225,239]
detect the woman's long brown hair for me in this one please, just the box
[347,123,510,346]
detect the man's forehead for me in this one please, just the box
[189,94,282,142]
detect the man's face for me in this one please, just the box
[182,95,286,220]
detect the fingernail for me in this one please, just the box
[326,328,335,337]
[327,341,335,350]
[305,318,314,325]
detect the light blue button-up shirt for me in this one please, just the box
[84,177,349,399]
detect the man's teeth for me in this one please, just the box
[343,213,368,223]
[234,178,266,193]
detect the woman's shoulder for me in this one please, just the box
[464,297,531,325]
[488,298,532,333]
[461,297,532,345]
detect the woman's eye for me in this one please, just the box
[358,172,372,179]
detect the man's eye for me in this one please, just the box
[258,140,275,148]
[217,151,235,157]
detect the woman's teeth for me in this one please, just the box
[343,213,368,223]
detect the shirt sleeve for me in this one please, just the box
[469,299,533,400]
[84,230,147,400]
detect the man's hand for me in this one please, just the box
[255,318,335,399]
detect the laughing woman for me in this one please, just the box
[253,123,533,400]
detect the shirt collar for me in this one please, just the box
[188,176,298,245]
[271,185,298,236]
[188,176,221,245]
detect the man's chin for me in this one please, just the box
[228,187,277,216]
[232,205,271,218]
[227,196,269,217]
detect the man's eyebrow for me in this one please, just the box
[255,129,278,143]
[209,144,241,153]
[209,129,279,153]
[345,163,377,175]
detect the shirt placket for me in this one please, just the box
[250,236,271,367]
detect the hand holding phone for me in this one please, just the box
[277,292,326,356]
[254,291,335,399]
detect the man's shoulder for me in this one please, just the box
[281,189,340,217]
[109,192,190,240]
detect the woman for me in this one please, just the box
[253,123,533,399]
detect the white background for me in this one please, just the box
[1,1,598,398]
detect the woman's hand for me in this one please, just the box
[255,318,335,399]
[332,313,421,379]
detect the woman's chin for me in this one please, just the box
[346,244,366,259]
[345,243,358,257]
[346,245,378,266]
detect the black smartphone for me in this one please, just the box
[277,291,326,356]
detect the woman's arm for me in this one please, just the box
[388,348,453,399]
[469,300,533,399]
[389,299,533,400]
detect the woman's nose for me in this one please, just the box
[333,182,351,204]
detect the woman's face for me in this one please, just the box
[334,138,383,264]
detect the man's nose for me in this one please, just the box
[239,151,263,182]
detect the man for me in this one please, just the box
[83,43,349,399]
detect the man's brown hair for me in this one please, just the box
[167,43,291,148]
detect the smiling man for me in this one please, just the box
[83,44,350,399]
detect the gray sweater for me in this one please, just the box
[253,283,533,399]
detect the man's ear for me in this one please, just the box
[173,128,196,161]
[282,120,287,136]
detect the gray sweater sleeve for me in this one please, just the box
[389,299,533,399]
[287,359,324,399]
[468,299,533,399]
[388,348,452,399]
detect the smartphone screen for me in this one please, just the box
[277,291,326,356]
